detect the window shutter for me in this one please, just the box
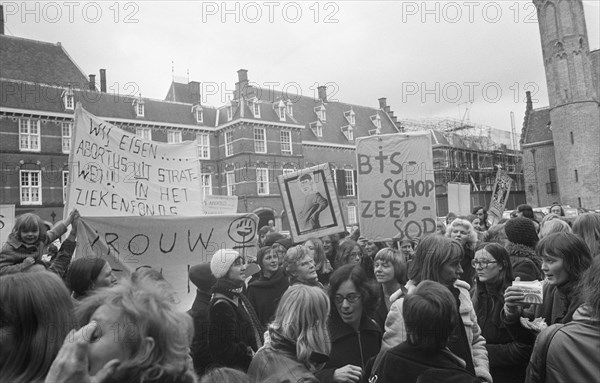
[353,170,358,196]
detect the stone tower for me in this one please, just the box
[533,0,600,209]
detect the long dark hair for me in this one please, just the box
[66,257,108,300]
[328,264,379,319]
[472,243,514,324]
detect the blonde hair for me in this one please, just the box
[269,284,331,370]
[75,279,195,382]
[539,218,571,239]
[445,218,478,248]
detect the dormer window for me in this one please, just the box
[250,98,261,118]
[226,103,233,121]
[344,109,355,125]
[275,100,286,121]
[341,126,354,141]
[310,121,323,137]
[62,87,74,110]
[286,100,293,117]
[192,104,203,123]
[133,95,145,117]
[371,114,381,129]
[315,104,326,122]
[368,128,381,136]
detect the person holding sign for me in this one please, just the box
[297,173,329,232]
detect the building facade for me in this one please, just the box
[522,0,600,209]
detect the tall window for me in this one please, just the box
[280,130,292,155]
[62,171,69,203]
[64,93,74,110]
[574,169,579,182]
[19,119,40,151]
[256,168,269,195]
[254,127,266,153]
[226,105,233,121]
[20,170,41,205]
[347,204,357,225]
[225,131,234,157]
[201,174,212,197]
[344,169,355,196]
[61,122,72,153]
[136,127,152,140]
[226,171,236,196]
[253,101,261,118]
[167,130,182,144]
[547,168,558,194]
[195,106,203,123]
[197,133,210,159]
[135,102,145,117]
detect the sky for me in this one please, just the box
[3,0,600,133]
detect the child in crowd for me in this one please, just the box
[0,209,79,275]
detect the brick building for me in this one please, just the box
[0,32,400,230]
[522,0,600,209]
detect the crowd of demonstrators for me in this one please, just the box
[3,208,600,383]
[381,235,493,382]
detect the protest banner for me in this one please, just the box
[277,163,345,243]
[356,132,437,241]
[448,182,471,216]
[488,169,513,225]
[76,213,258,310]
[64,104,205,217]
[0,204,15,247]
[203,194,238,214]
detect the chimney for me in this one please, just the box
[100,69,107,92]
[236,69,250,100]
[1,5,5,35]
[318,85,327,102]
[378,97,387,109]
[525,91,532,111]
[89,75,96,91]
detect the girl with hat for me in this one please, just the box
[208,249,263,372]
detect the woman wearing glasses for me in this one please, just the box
[314,264,382,383]
[471,243,533,383]
[382,235,492,383]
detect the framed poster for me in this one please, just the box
[277,163,345,243]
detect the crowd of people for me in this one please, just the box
[0,203,599,383]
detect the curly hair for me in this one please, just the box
[75,279,195,383]
[335,239,363,267]
[328,264,380,318]
[445,218,478,249]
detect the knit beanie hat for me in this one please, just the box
[189,263,217,292]
[263,232,285,247]
[275,237,294,250]
[210,249,240,279]
[505,217,539,248]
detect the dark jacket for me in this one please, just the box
[0,222,67,275]
[208,292,260,371]
[526,306,600,383]
[474,284,533,383]
[44,238,76,278]
[505,242,542,281]
[315,312,382,382]
[534,280,582,326]
[367,342,479,383]
[188,290,213,376]
[246,268,289,328]
[459,246,477,288]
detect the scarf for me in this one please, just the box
[212,278,264,348]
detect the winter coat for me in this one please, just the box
[382,280,492,383]
[246,268,289,328]
[474,283,533,383]
[208,291,260,371]
[534,280,582,326]
[314,312,382,382]
[526,306,600,383]
[367,342,479,383]
[0,222,67,275]
[248,332,321,383]
[189,290,213,376]
[373,286,391,331]
[505,242,542,281]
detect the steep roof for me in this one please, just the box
[522,107,552,144]
[224,86,399,144]
[0,35,88,86]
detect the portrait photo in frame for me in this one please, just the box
[277,163,345,244]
